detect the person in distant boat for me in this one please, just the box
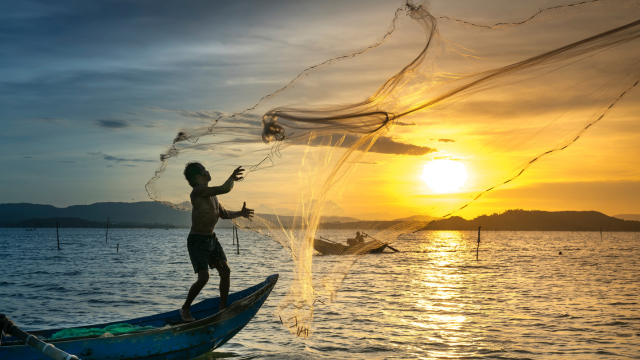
[355,231,367,244]
[180,162,254,322]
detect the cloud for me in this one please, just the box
[31,117,68,125]
[94,119,131,129]
[310,134,435,156]
[125,112,138,116]
[122,164,137,167]
[23,156,35,159]
[89,151,155,163]
[395,121,416,126]
[57,161,76,163]
[435,138,456,143]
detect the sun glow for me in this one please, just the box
[421,160,468,193]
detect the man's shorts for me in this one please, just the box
[187,233,227,273]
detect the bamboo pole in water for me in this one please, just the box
[56,222,60,250]
[106,216,109,243]
[234,225,240,255]
[476,226,481,260]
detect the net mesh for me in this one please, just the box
[145,0,640,338]
[50,324,157,340]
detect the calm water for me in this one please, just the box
[1,228,639,359]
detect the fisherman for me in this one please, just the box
[355,231,367,244]
[180,163,254,322]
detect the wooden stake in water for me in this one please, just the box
[106,216,109,243]
[56,221,60,250]
[117,242,119,253]
[476,226,481,261]
[233,225,240,255]
[600,227,603,241]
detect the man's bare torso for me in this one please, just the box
[190,193,223,235]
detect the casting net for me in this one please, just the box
[145,0,640,338]
[51,324,157,340]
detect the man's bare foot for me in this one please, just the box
[180,308,195,322]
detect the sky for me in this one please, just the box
[1,0,640,220]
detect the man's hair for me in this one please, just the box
[184,162,204,186]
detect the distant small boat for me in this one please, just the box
[314,238,387,255]
[0,275,278,360]
[24,228,36,232]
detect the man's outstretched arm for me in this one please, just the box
[220,202,254,220]
[193,167,244,198]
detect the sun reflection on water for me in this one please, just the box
[395,231,485,356]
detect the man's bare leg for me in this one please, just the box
[211,260,230,311]
[181,269,209,322]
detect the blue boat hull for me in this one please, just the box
[1,274,278,360]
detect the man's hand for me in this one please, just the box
[240,202,254,220]
[231,166,245,181]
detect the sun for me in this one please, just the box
[421,160,469,193]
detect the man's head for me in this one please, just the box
[356,231,360,235]
[184,162,211,187]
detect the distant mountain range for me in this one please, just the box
[418,210,640,231]
[1,203,639,231]
[0,202,193,228]
[321,210,640,231]
[0,202,362,229]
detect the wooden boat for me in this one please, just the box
[314,238,387,255]
[0,274,278,360]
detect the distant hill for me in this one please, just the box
[421,210,640,231]
[614,214,640,221]
[0,202,360,229]
[319,210,640,231]
[0,202,193,227]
